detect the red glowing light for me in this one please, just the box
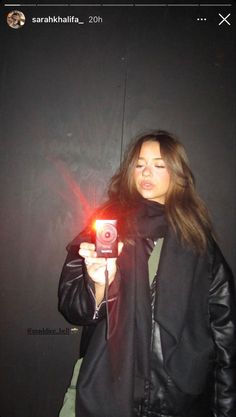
[49,157,98,229]
[93,220,98,231]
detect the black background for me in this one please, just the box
[0,1,235,416]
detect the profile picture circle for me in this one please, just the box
[7,10,25,29]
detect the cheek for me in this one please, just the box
[131,171,139,190]
[155,171,170,189]
[133,170,140,183]
[166,177,171,191]
[164,173,171,191]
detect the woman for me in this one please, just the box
[58,131,236,417]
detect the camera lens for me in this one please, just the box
[97,223,117,244]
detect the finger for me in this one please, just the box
[118,241,124,255]
[84,257,106,266]
[79,248,97,259]
[80,242,96,251]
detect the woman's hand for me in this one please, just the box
[79,242,124,287]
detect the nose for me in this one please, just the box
[142,166,152,177]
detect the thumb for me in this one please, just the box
[118,241,124,256]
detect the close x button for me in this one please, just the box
[218,13,231,26]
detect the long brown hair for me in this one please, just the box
[104,130,214,253]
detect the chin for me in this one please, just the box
[139,191,154,199]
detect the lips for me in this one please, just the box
[140,181,154,190]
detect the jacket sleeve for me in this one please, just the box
[209,244,236,417]
[58,234,120,326]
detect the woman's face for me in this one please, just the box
[133,141,170,204]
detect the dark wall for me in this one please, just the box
[0,3,235,417]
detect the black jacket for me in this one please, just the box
[58,233,236,417]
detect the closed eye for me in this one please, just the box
[136,164,166,168]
